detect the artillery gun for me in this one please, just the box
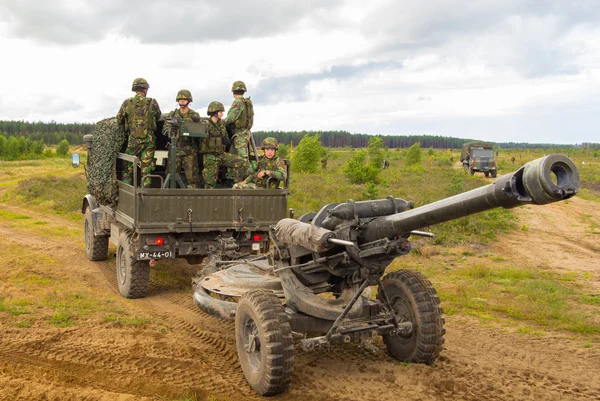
[192,154,579,396]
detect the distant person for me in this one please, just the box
[382,159,390,169]
[511,156,516,164]
[224,80,254,164]
[116,78,161,188]
[201,101,250,189]
[233,137,286,189]
[163,89,202,188]
[321,154,328,170]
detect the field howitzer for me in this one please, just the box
[269,154,579,323]
[162,116,207,188]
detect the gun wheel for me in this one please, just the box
[379,270,445,365]
[84,208,108,261]
[235,290,294,396]
[116,232,150,299]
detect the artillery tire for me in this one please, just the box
[378,270,445,365]
[235,289,294,396]
[84,208,108,261]
[116,232,149,299]
[491,170,497,178]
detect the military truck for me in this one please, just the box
[76,117,290,299]
[461,141,497,177]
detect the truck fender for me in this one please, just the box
[82,194,98,214]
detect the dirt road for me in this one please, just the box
[0,197,599,401]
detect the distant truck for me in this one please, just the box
[461,142,497,178]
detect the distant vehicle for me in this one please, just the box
[461,142,497,178]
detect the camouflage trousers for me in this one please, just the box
[227,130,251,179]
[167,140,199,188]
[203,153,251,189]
[123,135,156,187]
[232,182,259,189]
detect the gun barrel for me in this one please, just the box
[359,154,580,244]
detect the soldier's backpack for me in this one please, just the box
[243,97,254,130]
[126,96,156,139]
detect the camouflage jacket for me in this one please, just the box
[246,155,287,188]
[117,93,161,139]
[200,118,228,154]
[224,97,254,132]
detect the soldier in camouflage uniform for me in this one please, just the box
[201,101,251,189]
[163,89,203,188]
[233,137,287,189]
[224,81,254,175]
[116,78,161,188]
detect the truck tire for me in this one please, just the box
[84,208,108,261]
[378,270,445,365]
[484,171,490,178]
[116,232,150,299]
[468,167,475,175]
[235,290,294,396]
[491,170,497,178]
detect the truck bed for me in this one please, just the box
[113,183,289,234]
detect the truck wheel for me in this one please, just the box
[84,208,108,261]
[235,290,294,396]
[491,170,497,178]
[468,167,475,175]
[116,233,149,298]
[378,270,445,365]
[484,171,490,178]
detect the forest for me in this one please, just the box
[1,119,597,161]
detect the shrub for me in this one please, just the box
[56,139,70,157]
[405,142,422,166]
[291,134,323,173]
[343,149,381,184]
[277,143,290,159]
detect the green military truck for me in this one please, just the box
[76,117,290,299]
[461,141,497,178]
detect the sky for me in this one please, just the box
[0,0,599,144]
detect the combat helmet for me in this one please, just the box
[261,137,278,150]
[176,89,193,102]
[131,78,149,91]
[207,101,225,115]
[231,80,247,93]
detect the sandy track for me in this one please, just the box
[0,198,599,400]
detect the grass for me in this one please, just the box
[0,241,153,329]
[0,147,598,338]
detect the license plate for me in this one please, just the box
[138,251,173,260]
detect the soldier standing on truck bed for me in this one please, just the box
[163,89,203,188]
[233,137,286,189]
[116,78,162,188]
[224,80,254,167]
[201,101,251,189]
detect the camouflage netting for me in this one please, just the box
[274,218,335,253]
[87,117,126,208]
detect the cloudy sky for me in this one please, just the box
[1,0,599,144]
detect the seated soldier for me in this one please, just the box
[233,137,287,189]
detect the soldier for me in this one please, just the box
[233,137,287,189]
[224,80,254,164]
[116,78,161,188]
[163,89,203,188]
[201,101,251,189]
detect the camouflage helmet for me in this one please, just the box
[176,89,193,102]
[231,80,247,93]
[131,78,149,91]
[207,101,225,114]
[261,137,278,150]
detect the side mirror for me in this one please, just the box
[72,153,80,168]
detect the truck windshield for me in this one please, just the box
[472,149,494,158]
